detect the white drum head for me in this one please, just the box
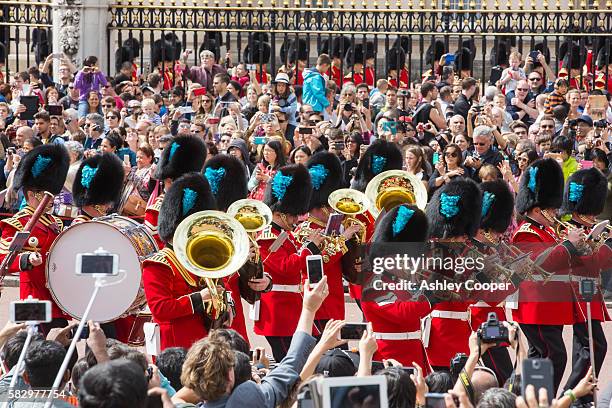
[47,221,142,322]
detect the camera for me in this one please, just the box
[343,103,354,112]
[568,119,578,128]
[579,278,596,302]
[594,119,607,128]
[449,353,468,381]
[477,312,509,344]
[274,97,288,108]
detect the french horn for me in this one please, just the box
[174,210,250,316]
[364,170,428,218]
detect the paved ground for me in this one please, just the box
[0,285,609,389]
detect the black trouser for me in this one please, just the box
[266,336,293,363]
[519,323,567,395]
[562,321,607,404]
[481,346,513,387]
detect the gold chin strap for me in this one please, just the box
[540,208,556,225]
[93,205,107,216]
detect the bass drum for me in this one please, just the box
[46,215,158,323]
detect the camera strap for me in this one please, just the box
[506,327,520,394]
[458,369,475,404]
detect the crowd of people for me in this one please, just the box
[0,33,610,407]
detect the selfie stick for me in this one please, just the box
[45,265,126,408]
[2,319,39,408]
[586,300,597,405]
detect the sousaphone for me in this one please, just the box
[365,170,428,217]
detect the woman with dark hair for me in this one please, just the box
[44,87,60,106]
[592,148,610,174]
[105,109,121,130]
[270,73,298,142]
[102,130,136,166]
[404,145,430,189]
[289,145,311,165]
[227,80,242,100]
[501,148,538,193]
[74,55,108,118]
[247,139,286,200]
[340,132,362,186]
[550,134,578,180]
[428,143,468,194]
[86,90,102,115]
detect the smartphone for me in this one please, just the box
[10,300,52,323]
[522,358,554,399]
[123,154,130,165]
[371,361,385,373]
[425,393,449,408]
[432,152,439,165]
[325,213,344,235]
[339,322,368,340]
[306,255,324,285]
[178,106,195,115]
[22,84,31,95]
[246,64,257,71]
[299,127,313,134]
[193,87,207,97]
[71,325,90,340]
[254,136,268,145]
[529,50,540,61]
[46,105,63,116]
[401,367,416,376]
[580,160,593,169]
[362,99,369,109]
[75,253,119,275]
[334,142,345,151]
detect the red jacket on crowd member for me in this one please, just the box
[294,217,349,322]
[509,220,575,325]
[143,247,209,350]
[0,206,68,320]
[145,193,165,250]
[253,223,320,337]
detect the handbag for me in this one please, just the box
[122,192,147,216]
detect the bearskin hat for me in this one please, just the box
[533,42,551,65]
[158,173,216,243]
[561,168,607,216]
[462,39,476,58]
[490,41,510,67]
[426,39,446,66]
[479,180,515,234]
[515,158,564,215]
[0,43,5,62]
[331,36,352,60]
[373,204,429,244]
[306,152,343,211]
[251,33,269,43]
[115,46,137,74]
[205,31,225,47]
[284,38,309,64]
[561,43,586,70]
[14,144,69,195]
[386,46,406,73]
[352,140,403,192]
[243,41,271,65]
[72,153,125,207]
[152,35,182,66]
[264,164,312,216]
[203,155,248,212]
[427,178,482,239]
[346,43,369,66]
[364,41,376,60]
[454,47,473,73]
[596,43,610,68]
[199,39,221,62]
[154,136,207,181]
[393,36,411,54]
[279,38,294,64]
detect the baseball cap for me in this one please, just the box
[314,349,358,377]
[576,115,593,127]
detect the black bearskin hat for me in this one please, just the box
[364,41,376,60]
[561,43,586,70]
[331,36,352,60]
[279,38,293,64]
[154,136,207,181]
[352,140,403,192]
[204,31,225,47]
[386,46,406,73]
[373,204,429,244]
[346,43,368,66]
[199,39,221,62]
[561,168,607,216]
[596,43,611,68]
[515,158,564,215]
[490,41,510,67]
[0,43,5,62]
[291,38,309,62]
[72,153,125,207]
[462,39,476,58]
[479,180,514,234]
[427,178,482,239]
[203,155,248,212]
[115,46,136,74]
[306,152,343,211]
[158,173,216,243]
[454,47,473,72]
[426,40,446,66]
[393,36,411,54]
[152,36,181,66]
[243,41,271,65]
[14,144,70,195]
[251,33,269,43]
[264,164,312,216]
[123,38,141,58]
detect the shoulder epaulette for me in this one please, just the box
[51,215,64,231]
[0,216,25,232]
[148,194,164,212]
[513,222,540,239]
[257,225,278,241]
[145,248,172,269]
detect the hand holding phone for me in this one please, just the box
[306,255,324,286]
[339,322,368,340]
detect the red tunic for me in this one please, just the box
[142,247,208,350]
[0,206,68,319]
[510,221,575,325]
[344,72,364,86]
[144,194,165,249]
[224,273,249,343]
[365,67,375,88]
[254,223,319,337]
[328,65,343,88]
[294,217,349,321]
[361,291,432,374]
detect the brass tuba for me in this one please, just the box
[328,188,371,244]
[227,198,272,263]
[364,170,428,218]
[174,210,250,316]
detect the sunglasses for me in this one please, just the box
[102,104,113,108]
[540,124,554,129]
[528,77,542,81]
[220,138,231,143]
[518,157,529,162]
[474,142,487,146]
[516,88,529,91]
[278,119,287,123]
[444,151,458,157]
[106,115,118,119]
